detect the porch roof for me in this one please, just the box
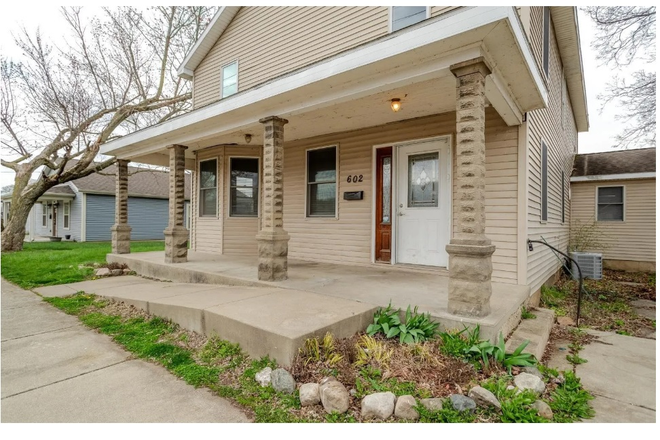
[101,6,547,165]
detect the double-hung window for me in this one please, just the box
[63,201,70,229]
[391,6,428,32]
[221,61,238,98]
[229,158,259,217]
[543,6,550,77]
[42,203,47,227]
[597,186,624,221]
[541,141,548,222]
[307,146,337,217]
[199,159,218,217]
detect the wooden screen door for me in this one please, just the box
[375,147,393,262]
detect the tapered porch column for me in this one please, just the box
[111,159,131,254]
[446,57,496,318]
[164,144,189,263]
[256,116,289,281]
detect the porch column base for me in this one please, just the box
[446,243,495,317]
[256,231,290,281]
[111,224,131,254]
[164,226,188,263]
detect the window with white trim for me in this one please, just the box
[63,201,70,229]
[543,6,550,77]
[561,171,565,224]
[597,186,624,221]
[541,141,548,222]
[42,203,47,227]
[199,159,218,217]
[221,61,238,98]
[391,6,427,32]
[229,158,259,217]
[306,146,337,217]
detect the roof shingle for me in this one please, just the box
[572,148,656,177]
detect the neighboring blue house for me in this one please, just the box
[2,163,190,242]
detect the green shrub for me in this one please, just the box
[366,303,439,344]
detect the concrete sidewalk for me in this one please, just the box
[1,279,250,423]
[548,329,656,423]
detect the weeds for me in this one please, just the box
[367,303,439,344]
[521,307,537,320]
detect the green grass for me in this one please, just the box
[1,241,164,288]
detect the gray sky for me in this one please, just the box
[0,5,650,189]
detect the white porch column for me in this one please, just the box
[256,116,289,281]
[111,159,131,254]
[446,57,496,317]
[164,144,189,263]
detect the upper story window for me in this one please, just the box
[597,186,624,221]
[542,6,550,78]
[307,146,337,217]
[391,7,428,32]
[221,61,238,98]
[199,159,218,217]
[229,158,259,217]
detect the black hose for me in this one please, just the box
[527,239,584,326]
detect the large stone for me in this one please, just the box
[319,377,350,414]
[164,226,188,263]
[514,372,546,394]
[449,394,477,412]
[270,368,295,394]
[522,366,544,380]
[255,367,272,387]
[361,392,396,420]
[110,269,123,276]
[532,400,554,420]
[95,268,111,277]
[111,224,131,255]
[299,383,320,407]
[420,398,444,412]
[557,316,575,327]
[394,395,419,420]
[468,386,501,410]
[256,232,290,281]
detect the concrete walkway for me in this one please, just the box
[1,279,250,423]
[548,329,656,423]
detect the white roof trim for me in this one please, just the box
[571,172,656,182]
[177,7,241,80]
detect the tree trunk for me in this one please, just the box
[1,200,32,252]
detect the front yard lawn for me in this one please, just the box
[1,241,164,289]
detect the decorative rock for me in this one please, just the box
[361,392,396,420]
[394,395,419,420]
[468,386,501,410]
[123,268,132,274]
[514,372,546,394]
[299,383,320,406]
[95,268,111,277]
[319,377,350,414]
[557,316,575,327]
[349,388,357,397]
[522,366,544,380]
[532,400,554,420]
[552,374,565,385]
[420,398,443,412]
[271,368,296,394]
[506,385,515,391]
[111,269,123,276]
[449,394,477,412]
[255,367,272,387]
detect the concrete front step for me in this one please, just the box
[504,308,554,361]
[35,277,377,367]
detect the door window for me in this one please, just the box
[407,152,438,207]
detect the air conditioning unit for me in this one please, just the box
[570,252,603,280]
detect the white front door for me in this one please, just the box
[395,138,451,267]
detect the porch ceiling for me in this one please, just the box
[103,6,545,166]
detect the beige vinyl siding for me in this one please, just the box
[526,6,577,294]
[571,179,656,263]
[430,6,461,17]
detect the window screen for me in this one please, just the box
[307,146,337,217]
[597,186,624,221]
[392,6,426,32]
[230,158,259,217]
[199,159,217,217]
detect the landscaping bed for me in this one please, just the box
[44,292,595,423]
[541,269,656,338]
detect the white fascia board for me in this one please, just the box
[571,172,656,182]
[485,72,523,126]
[103,6,542,157]
[177,7,241,80]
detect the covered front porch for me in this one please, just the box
[107,250,529,341]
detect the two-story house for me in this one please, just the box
[101,7,588,321]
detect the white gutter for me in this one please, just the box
[571,172,656,182]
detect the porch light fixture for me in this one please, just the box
[244,134,252,144]
[390,98,401,112]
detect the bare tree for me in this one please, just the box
[583,6,656,149]
[1,6,216,251]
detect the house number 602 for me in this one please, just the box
[346,175,364,183]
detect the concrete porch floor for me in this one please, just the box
[107,250,529,341]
